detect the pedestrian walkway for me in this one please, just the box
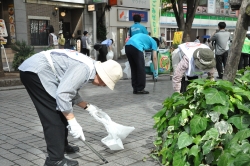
[0,72,173,166]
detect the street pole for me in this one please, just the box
[93,10,97,60]
[0,44,5,77]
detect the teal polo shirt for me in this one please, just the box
[126,33,157,52]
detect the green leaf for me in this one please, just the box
[212,105,229,116]
[203,88,227,105]
[227,115,250,130]
[173,99,188,106]
[202,128,219,141]
[189,145,199,157]
[234,153,250,166]
[190,115,207,135]
[202,140,213,155]
[205,152,214,164]
[173,151,186,166]
[231,129,250,145]
[153,107,167,118]
[214,120,229,135]
[177,132,193,149]
[215,80,233,91]
[193,135,201,145]
[217,151,234,166]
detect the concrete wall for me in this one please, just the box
[14,0,28,44]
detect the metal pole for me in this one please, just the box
[0,44,5,77]
[93,11,97,60]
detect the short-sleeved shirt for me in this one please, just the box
[125,33,157,52]
[101,39,113,46]
[129,22,148,37]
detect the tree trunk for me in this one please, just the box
[183,0,199,42]
[223,0,250,82]
[0,46,5,77]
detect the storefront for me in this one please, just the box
[106,0,150,60]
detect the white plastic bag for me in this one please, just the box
[121,47,126,55]
[89,108,135,150]
[106,51,114,60]
[123,61,131,79]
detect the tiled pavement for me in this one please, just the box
[0,60,174,166]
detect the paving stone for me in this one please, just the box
[0,158,15,166]
[0,67,174,166]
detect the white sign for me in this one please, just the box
[207,0,216,14]
[117,9,129,21]
[51,0,85,4]
[117,0,149,9]
[0,19,8,37]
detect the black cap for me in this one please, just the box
[83,31,88,35]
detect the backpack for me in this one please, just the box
[50,33,58,46]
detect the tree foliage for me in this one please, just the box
[152,67,250,165]
[161,0,200,42]
[11,40,35,71]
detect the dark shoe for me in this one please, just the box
[65,145,80,154]
[44,157,79,166]
[216,76,222,79]
[133,90,149,94]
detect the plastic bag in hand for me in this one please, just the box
[90,108,135,150]
[123,61,131,79]
[106,51,114,60]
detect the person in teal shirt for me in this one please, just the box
[129,14,148,37]
[125,33,159,94]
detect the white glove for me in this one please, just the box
[67,118,85,140]
[86,104,99,115]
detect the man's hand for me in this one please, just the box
[67,118,85,140]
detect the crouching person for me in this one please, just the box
[18,49,123,166]
[172,42,216,93]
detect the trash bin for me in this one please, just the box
[94,43,108,62]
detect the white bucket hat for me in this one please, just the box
[95,60,123,90]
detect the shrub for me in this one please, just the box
[152,68,250,166]
[11,40,35,70]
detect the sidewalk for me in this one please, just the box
[0,72,172,166]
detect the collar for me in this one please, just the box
[89,68,96,80]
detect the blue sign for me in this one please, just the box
[129,10,148,22]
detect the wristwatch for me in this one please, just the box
[84,103,90,110]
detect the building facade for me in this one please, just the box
[0,0,239,61]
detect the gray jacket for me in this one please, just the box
[81,36,91,48]
[210,30,231,55]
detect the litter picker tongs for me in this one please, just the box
[79,137,108,164]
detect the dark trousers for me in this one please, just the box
[98,45,108,62]
[20,71,68,161]
[180,76,198,93]
[238,53,250,70]
[216,51,228,78]
[125,45,146,92]
[82,48,90,56]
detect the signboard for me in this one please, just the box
[129,10,148,22]
[0,19,8,37]
[51,0,85,4]
[92,0,107,3]
[207,0,216,14]
[117,0,149,9]
[117,9,129,21]
[173,31,183,45]
[88,4,95,11]
[109,0,117,6]
[150,0,160,37]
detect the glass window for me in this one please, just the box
[30,20,49,46]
